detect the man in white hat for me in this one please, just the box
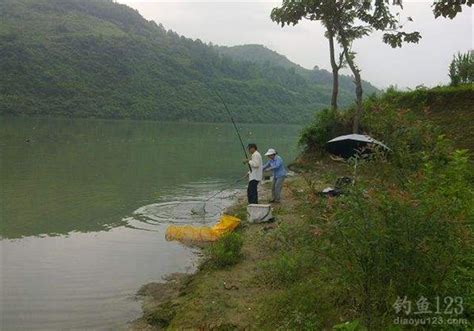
[263,148,287,203]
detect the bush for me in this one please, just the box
[321,149,473,328]
[374,84,474,113]
[261,86,473,329]
[299,108,351,153]
[361,101,445,177]
[449,51,474,86]
[206,232,243,268]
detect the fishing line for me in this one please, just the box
[191,174,247,215]
[169,81,252,217]
[202,80,251,171]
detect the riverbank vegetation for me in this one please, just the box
[271,0,421,133]
[136,84,473,330]
[0,0,377,123]
[449,51,474,86]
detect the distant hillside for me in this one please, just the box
[217,44,378,95]
[217,44,302,70]
[0,0,377,123]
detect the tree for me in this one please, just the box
[331,0,370,133]
[449,51,474,86]
[432,0,473,18]
[272,0,421,133]
[431,1,473,87]
[334,1,420,133]
[271,0,345,110]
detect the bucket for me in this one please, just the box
[247,204,273,223]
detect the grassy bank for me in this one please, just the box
[134,85,473,330]
[133,174,347,330]
[372,85,474,150]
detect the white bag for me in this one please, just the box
[247,204,273,223]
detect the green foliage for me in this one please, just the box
[0,0,378,123]
[260,85,473,329]
[206,232,243,268]
[333,320,367,331]
[299,85,473,159]
[217,44,378,97]
[145,301,177,328]
[383,31,422,48]
[259,250,312,287]
[361,98,440,175]
[433,0,473,19]
[380,84,474,111]
[271,0,419,132]
[449,51,474,86]
[258,277,343,330]
[299,108,351,153]
[362,84,474,151]
[324,148,473,328]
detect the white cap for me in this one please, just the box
[265,148,277,156]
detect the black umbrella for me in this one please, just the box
[326,134,390,159]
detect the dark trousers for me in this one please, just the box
[247,180,259,204]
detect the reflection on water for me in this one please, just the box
[1,116,301,239]
[0,116,301,330]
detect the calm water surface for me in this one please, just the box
[0,116,301,330]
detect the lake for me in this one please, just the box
[0,116,302,330]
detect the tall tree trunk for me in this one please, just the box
[328,31,339,110]
[341,42,363,134]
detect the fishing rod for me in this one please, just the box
[203,81,251,172]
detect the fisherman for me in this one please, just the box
[263,148,287,203]
[244,143,262,204]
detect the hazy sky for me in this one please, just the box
[119,0,473,89]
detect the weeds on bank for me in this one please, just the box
[322,150,473,328]
[206,232,243,268]
[256,91,473,329]
[144,302,177,328]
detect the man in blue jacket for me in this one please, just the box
[263,148,287,203]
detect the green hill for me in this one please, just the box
[216,44,378,95]
[0,0,378,123]
[378,85,474,150]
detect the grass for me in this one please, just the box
[133,177,320,329]
[206,232,244,268]
[134,85,473,330]
[137,154,472,329]
[373,84,474,151]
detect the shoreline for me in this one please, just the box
[127,155,356,330]
[129,176,294,330]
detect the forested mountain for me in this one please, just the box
[0,0,378,123]
[217,44,378,95]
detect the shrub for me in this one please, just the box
[263,86,473,329]
[373,84,474,113]
[359,93,462,179]
[299,108,351,153]
[206,232,243,268]
[322,149,473,328]
[449,51,474,86]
